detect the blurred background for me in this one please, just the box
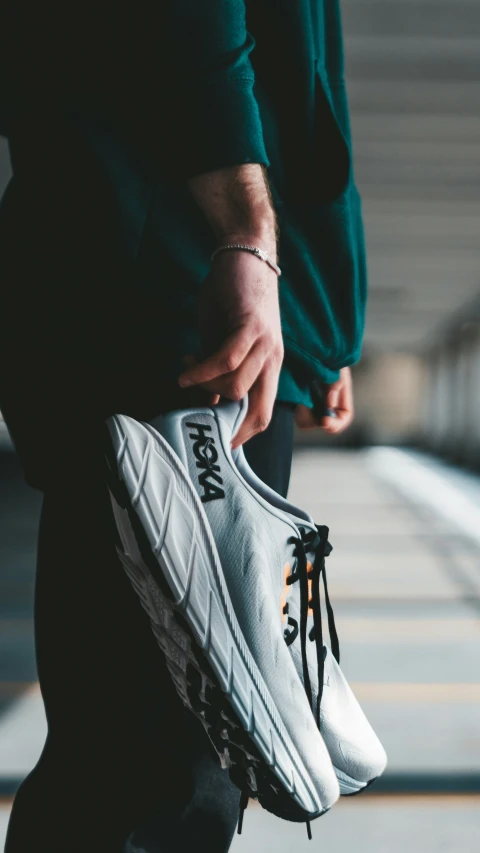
[1,0,480,850]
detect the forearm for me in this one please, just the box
[187,164,277,257]
[181,164,283,446]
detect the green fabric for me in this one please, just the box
[277,364,315,408]
[0,1,367,407]
[160,0,368,399]
[164,2,270,178]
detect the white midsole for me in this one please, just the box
[335,766,368,794]
[108,414,326,817]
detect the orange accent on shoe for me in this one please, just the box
[280,562,291,623]
[307,561,314,616]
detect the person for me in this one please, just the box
[0,1,363,850]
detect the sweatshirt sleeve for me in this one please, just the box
[166,0,269,178]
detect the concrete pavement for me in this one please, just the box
[1,441,479,851]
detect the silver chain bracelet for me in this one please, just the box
[211,244,282,276]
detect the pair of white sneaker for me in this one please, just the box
[106,399,386,828]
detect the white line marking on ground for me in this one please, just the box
[367,447,480,547]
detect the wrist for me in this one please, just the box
[217,225,277,259]
[211,243,281,276]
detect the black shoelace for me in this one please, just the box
[285,524,340,725]
[289,524,339,840]
[238,524,339,840]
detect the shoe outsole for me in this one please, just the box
[104,416,329,823]
[338,775,378,797]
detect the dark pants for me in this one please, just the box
[5,402,295,853]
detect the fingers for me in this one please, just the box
[321,369,354,434]
[232,364,279,448]
[320,382,341,432]
[178,324,283,409]
[325,384,341,413]
[195,341,267,401]
[321,407,354,434]
[178,328,253,388]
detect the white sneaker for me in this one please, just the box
[233,420,388,794]
[105,402,339,824]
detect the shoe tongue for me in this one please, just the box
[215,397,248,438]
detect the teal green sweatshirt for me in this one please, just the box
[0,1,367,407]
[145,0,368,405]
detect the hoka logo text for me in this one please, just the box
[186,422,225,503]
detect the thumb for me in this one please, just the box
[320,384,340,431]
[324,384,340,416]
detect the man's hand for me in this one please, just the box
[179,248,283,448]
[179,164,282,447]
[295,367,354,434]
